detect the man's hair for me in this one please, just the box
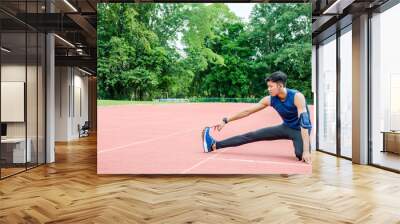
[265,71,287,87]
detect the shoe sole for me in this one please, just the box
[202,127,209,153]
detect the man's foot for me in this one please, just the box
[202,127,216,153]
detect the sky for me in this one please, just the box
[225,3,256,21]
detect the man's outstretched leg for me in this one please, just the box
[202,124,291,153]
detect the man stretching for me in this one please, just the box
[202,71,312,164]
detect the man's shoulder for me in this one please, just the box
[293,91,307,107]
[291,89,305,97]
[262,95,272,102]
[261,95,273,106]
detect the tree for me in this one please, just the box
[97,3,313,102]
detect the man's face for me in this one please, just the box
[267,81,283,96]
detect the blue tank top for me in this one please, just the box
[270,88,310,130]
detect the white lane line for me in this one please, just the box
[180,148,230,174]
[98,128,198,154]
[181,154,310,174]
[209,157,311,166]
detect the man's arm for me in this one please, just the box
[214,96,270,131]
[294,92,312,164]
[225,96,270,123]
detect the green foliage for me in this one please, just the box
[97,3,312,103]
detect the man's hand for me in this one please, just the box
[213,121,226,132]
[302,150,311,164]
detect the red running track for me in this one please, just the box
[97,103,314,174]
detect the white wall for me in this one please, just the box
[55,66,89,141]
[1,63,46,164]
[1,65,26,139]
[1,64,41,135]
[55,66,70,141]
[73,71,89,137]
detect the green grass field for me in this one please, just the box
[98,98,260,106]
[98,100,172,106]
[98,99,314,107]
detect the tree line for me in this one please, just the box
[97,3,312,102]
